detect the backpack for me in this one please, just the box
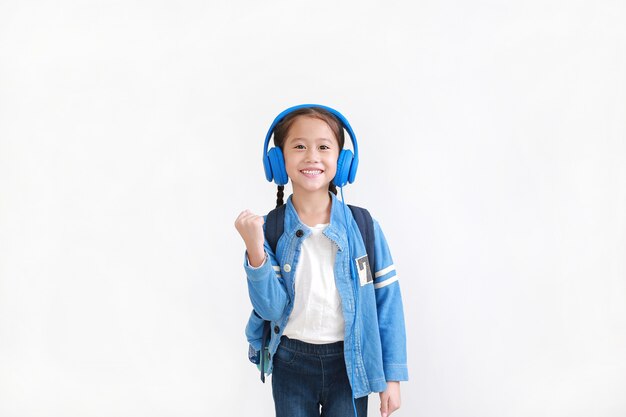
[253,203,376,382]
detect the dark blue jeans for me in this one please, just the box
[271,336,368,417]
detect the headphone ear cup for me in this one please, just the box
[263,154,273,182]
[334,149,353,187]
[348,154,358,184]
[268,147,289,185]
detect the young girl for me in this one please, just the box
[235,105,408,417]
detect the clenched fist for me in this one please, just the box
[235,209,266,267]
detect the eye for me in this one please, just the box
[294,144,306,150]
[319,145,330,150]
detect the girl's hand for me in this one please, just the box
[379,381,401,417]
[235,209,266,267]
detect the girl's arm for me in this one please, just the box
[236,209,288,322]
[235,209,266,267]
[372,219,409,382]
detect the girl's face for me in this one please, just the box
[283,116,340,195]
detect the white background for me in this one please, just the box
[1,1,625,416]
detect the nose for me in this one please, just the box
[305,147,320,162]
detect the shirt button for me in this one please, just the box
[283,264,291,273]
[274,325,280,334]
[296,229,304,237]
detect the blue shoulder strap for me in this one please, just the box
[265,204,286,254]
[265,204,374,263]
[347,205,376,271]
[256,204,284,383]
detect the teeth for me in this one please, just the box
[302,170,322,174]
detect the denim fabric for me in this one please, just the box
[245,192,409,397]
[272,336,368,417]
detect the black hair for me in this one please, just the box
[275,183,337,208]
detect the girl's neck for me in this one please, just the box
[291,188,332,227]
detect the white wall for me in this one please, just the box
[1,1,625,416]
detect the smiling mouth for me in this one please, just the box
[300,169,324,178]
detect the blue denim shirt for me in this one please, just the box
[244,193,408,397]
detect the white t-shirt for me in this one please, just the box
[282,223,345,344]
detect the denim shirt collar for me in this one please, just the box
[284,192,350,252]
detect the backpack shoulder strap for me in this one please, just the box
[265,204,286,254]
[348,205,376,271]
[256,204,285,383]
[267,204,374,264]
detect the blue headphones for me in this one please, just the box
[262,104,359,187]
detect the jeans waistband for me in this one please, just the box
[279,336,344,355]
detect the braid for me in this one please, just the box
[276,185,285,208]
[328,182,338,195]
